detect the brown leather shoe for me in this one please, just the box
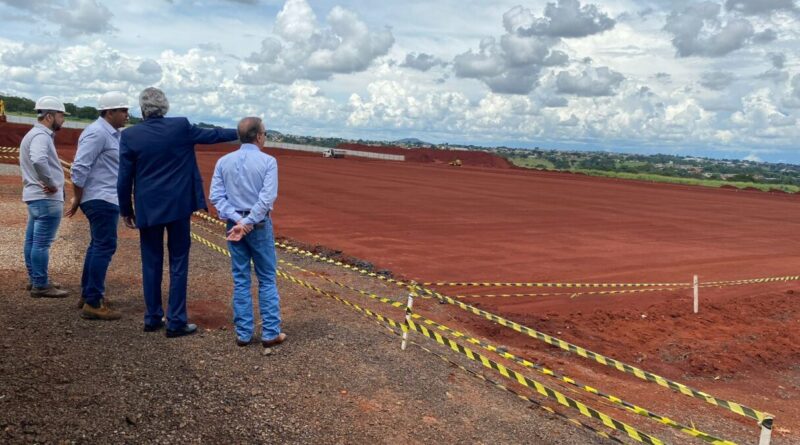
[31,285,69,298]
[262,332,287,348]
[80,302,121,321]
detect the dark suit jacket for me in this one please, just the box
[117,117,238,228]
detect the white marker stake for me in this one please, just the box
[693,275,699,314]
[759,419,773,445]
[401,290,415,351]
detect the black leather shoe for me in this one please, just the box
[236,338,253,347]
[166,323,198,338]
[143,320,165,332]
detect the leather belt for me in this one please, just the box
[232,210,269,229]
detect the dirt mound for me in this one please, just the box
[0,122,82,147]
[336,143,514,169]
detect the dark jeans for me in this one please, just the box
[139,217,191,331]
[80,200,119,307]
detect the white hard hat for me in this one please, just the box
[34,96,69,114]
[98,91,129,110]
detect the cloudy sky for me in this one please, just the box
[1,0,799,162]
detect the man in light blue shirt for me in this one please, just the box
[20,96,70,299]
[209,116,285,348]
[66,91,129,321]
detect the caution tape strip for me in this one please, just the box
[190,210,771,425]
[424,281,691,288]
[192,220,735,444]
[376,322,626,445]
[704,275,800,286]
[190,231,409,332]
[189,229,669,445]
[416,285,771,426]
[404,319,668,445]
[454,287,691,298]
[193,211,412,291]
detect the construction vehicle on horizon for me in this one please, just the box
[323,148,345,158]
[449,159,462,167]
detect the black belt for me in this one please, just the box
[233,210,269,229]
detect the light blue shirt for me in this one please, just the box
[209,144,278,225]
[19,123,65,202]
[71,117,120,205]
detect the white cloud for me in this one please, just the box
[238,0,394,85]
[401,52,444,72]
[663,2,761,57]
[725,0,798,16]
[700,71,736,90]
[514,0,616,38]
[1,0,116,37]
[555,65,625,96]
[452,2,617,95]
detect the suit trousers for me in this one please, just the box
[139,217,191,330]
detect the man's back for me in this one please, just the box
[118,117,237,227]
[210,144,278,225]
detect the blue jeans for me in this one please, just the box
[227,219,281,342]
[24,199,63,288]
[79,200,119,307]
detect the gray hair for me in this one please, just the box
[139,87,169,119]
[238,117,263,144]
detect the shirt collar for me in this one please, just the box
[33,123,54,136]
[97,117,121,138]
[240,143,260,151]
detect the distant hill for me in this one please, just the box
[394,138,429,145]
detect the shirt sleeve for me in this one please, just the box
[209,159,242,222]
[71,127,104,188]
[29,133,55,187]
[241,157,277,226]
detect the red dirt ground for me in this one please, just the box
[3,122,799,441]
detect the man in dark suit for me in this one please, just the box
[117,87,238,337]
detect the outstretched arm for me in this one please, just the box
[187,118,238,145]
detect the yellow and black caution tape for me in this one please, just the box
[193,211,411,290]
[454,287,691,298]
[424,280,691,288]
[404,318,668,445]
[193,221,736,444]
[376,322,626,445]
[192,209,772,427]
[190,231,409,333]
[417,285,772,427]
[704,275,800,286]
[190,230,669,445]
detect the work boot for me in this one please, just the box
[26,282,62,291]
[80,302,121,321]
[76,297,85,309]
[31,284,69,298]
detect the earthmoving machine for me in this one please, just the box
[449,159,462,167]
[0,99,6,123]
[323,148,345,158]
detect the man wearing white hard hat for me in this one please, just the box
[66,91,129,320]
[19,96,70,298]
